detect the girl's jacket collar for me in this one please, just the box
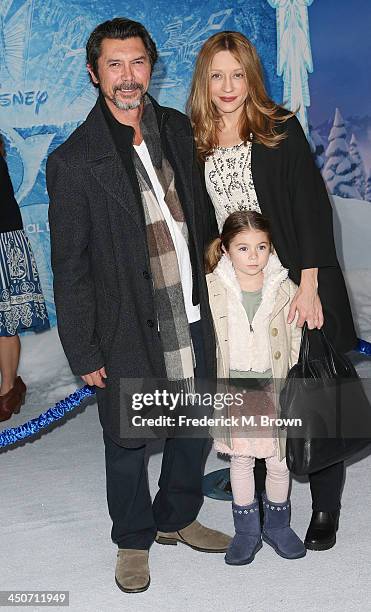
[213,252,288,302]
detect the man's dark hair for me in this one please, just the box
[86,17,158,79]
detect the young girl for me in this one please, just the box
[206,210,306,565]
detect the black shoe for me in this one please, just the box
[304,511,340,551]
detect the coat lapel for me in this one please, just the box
[85,101,146,231]
[159,115,196,233]
[251,139,281,222]
[270,284,290,320]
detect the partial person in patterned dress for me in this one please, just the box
[0,135,49,422]
[188,32,357,552]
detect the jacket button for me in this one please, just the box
[271,328,278,337]
[143,271,150,279]
[274,351,281,360]
[147,319,154,328]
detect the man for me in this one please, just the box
[47,18,230,594]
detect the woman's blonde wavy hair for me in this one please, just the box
[187,31,293,160]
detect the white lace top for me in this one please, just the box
[205,141,261,232]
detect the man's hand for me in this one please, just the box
[287,268,324,329]
[81,367,107,388]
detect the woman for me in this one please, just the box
[188,31,357,551]
[0,134,50,421]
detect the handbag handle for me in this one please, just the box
[298,323,339,377]
[298,323,311,376]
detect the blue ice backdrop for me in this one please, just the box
[0,0,370,334]
[0,0,280,326]
[308,0,371,194]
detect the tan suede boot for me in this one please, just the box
[115,549,150,593]
[156,520,231,552]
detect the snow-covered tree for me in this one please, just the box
[365,171,371,203]
[349,133,366,199]
[323,108,360,199]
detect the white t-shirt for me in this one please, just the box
[134,140,200,323]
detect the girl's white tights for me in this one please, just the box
[230,455,289,506]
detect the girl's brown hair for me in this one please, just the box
[187,31,293,160]
[205,210,273,273]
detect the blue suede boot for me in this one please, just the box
[262,493,306,559]
[225,500,262,565]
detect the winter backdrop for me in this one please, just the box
[0,0,370,385]
[307,0,371,342]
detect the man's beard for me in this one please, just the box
[111,81,145,110]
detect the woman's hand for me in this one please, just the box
[287,268,324,329]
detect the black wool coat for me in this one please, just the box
[205,115,356,354]
[0,156,23,232]
[46,97,217,447]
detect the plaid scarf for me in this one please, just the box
[133,97,194,388]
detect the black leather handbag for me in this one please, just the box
[280,324,371,475]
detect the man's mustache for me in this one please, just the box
[114,82,144,93]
